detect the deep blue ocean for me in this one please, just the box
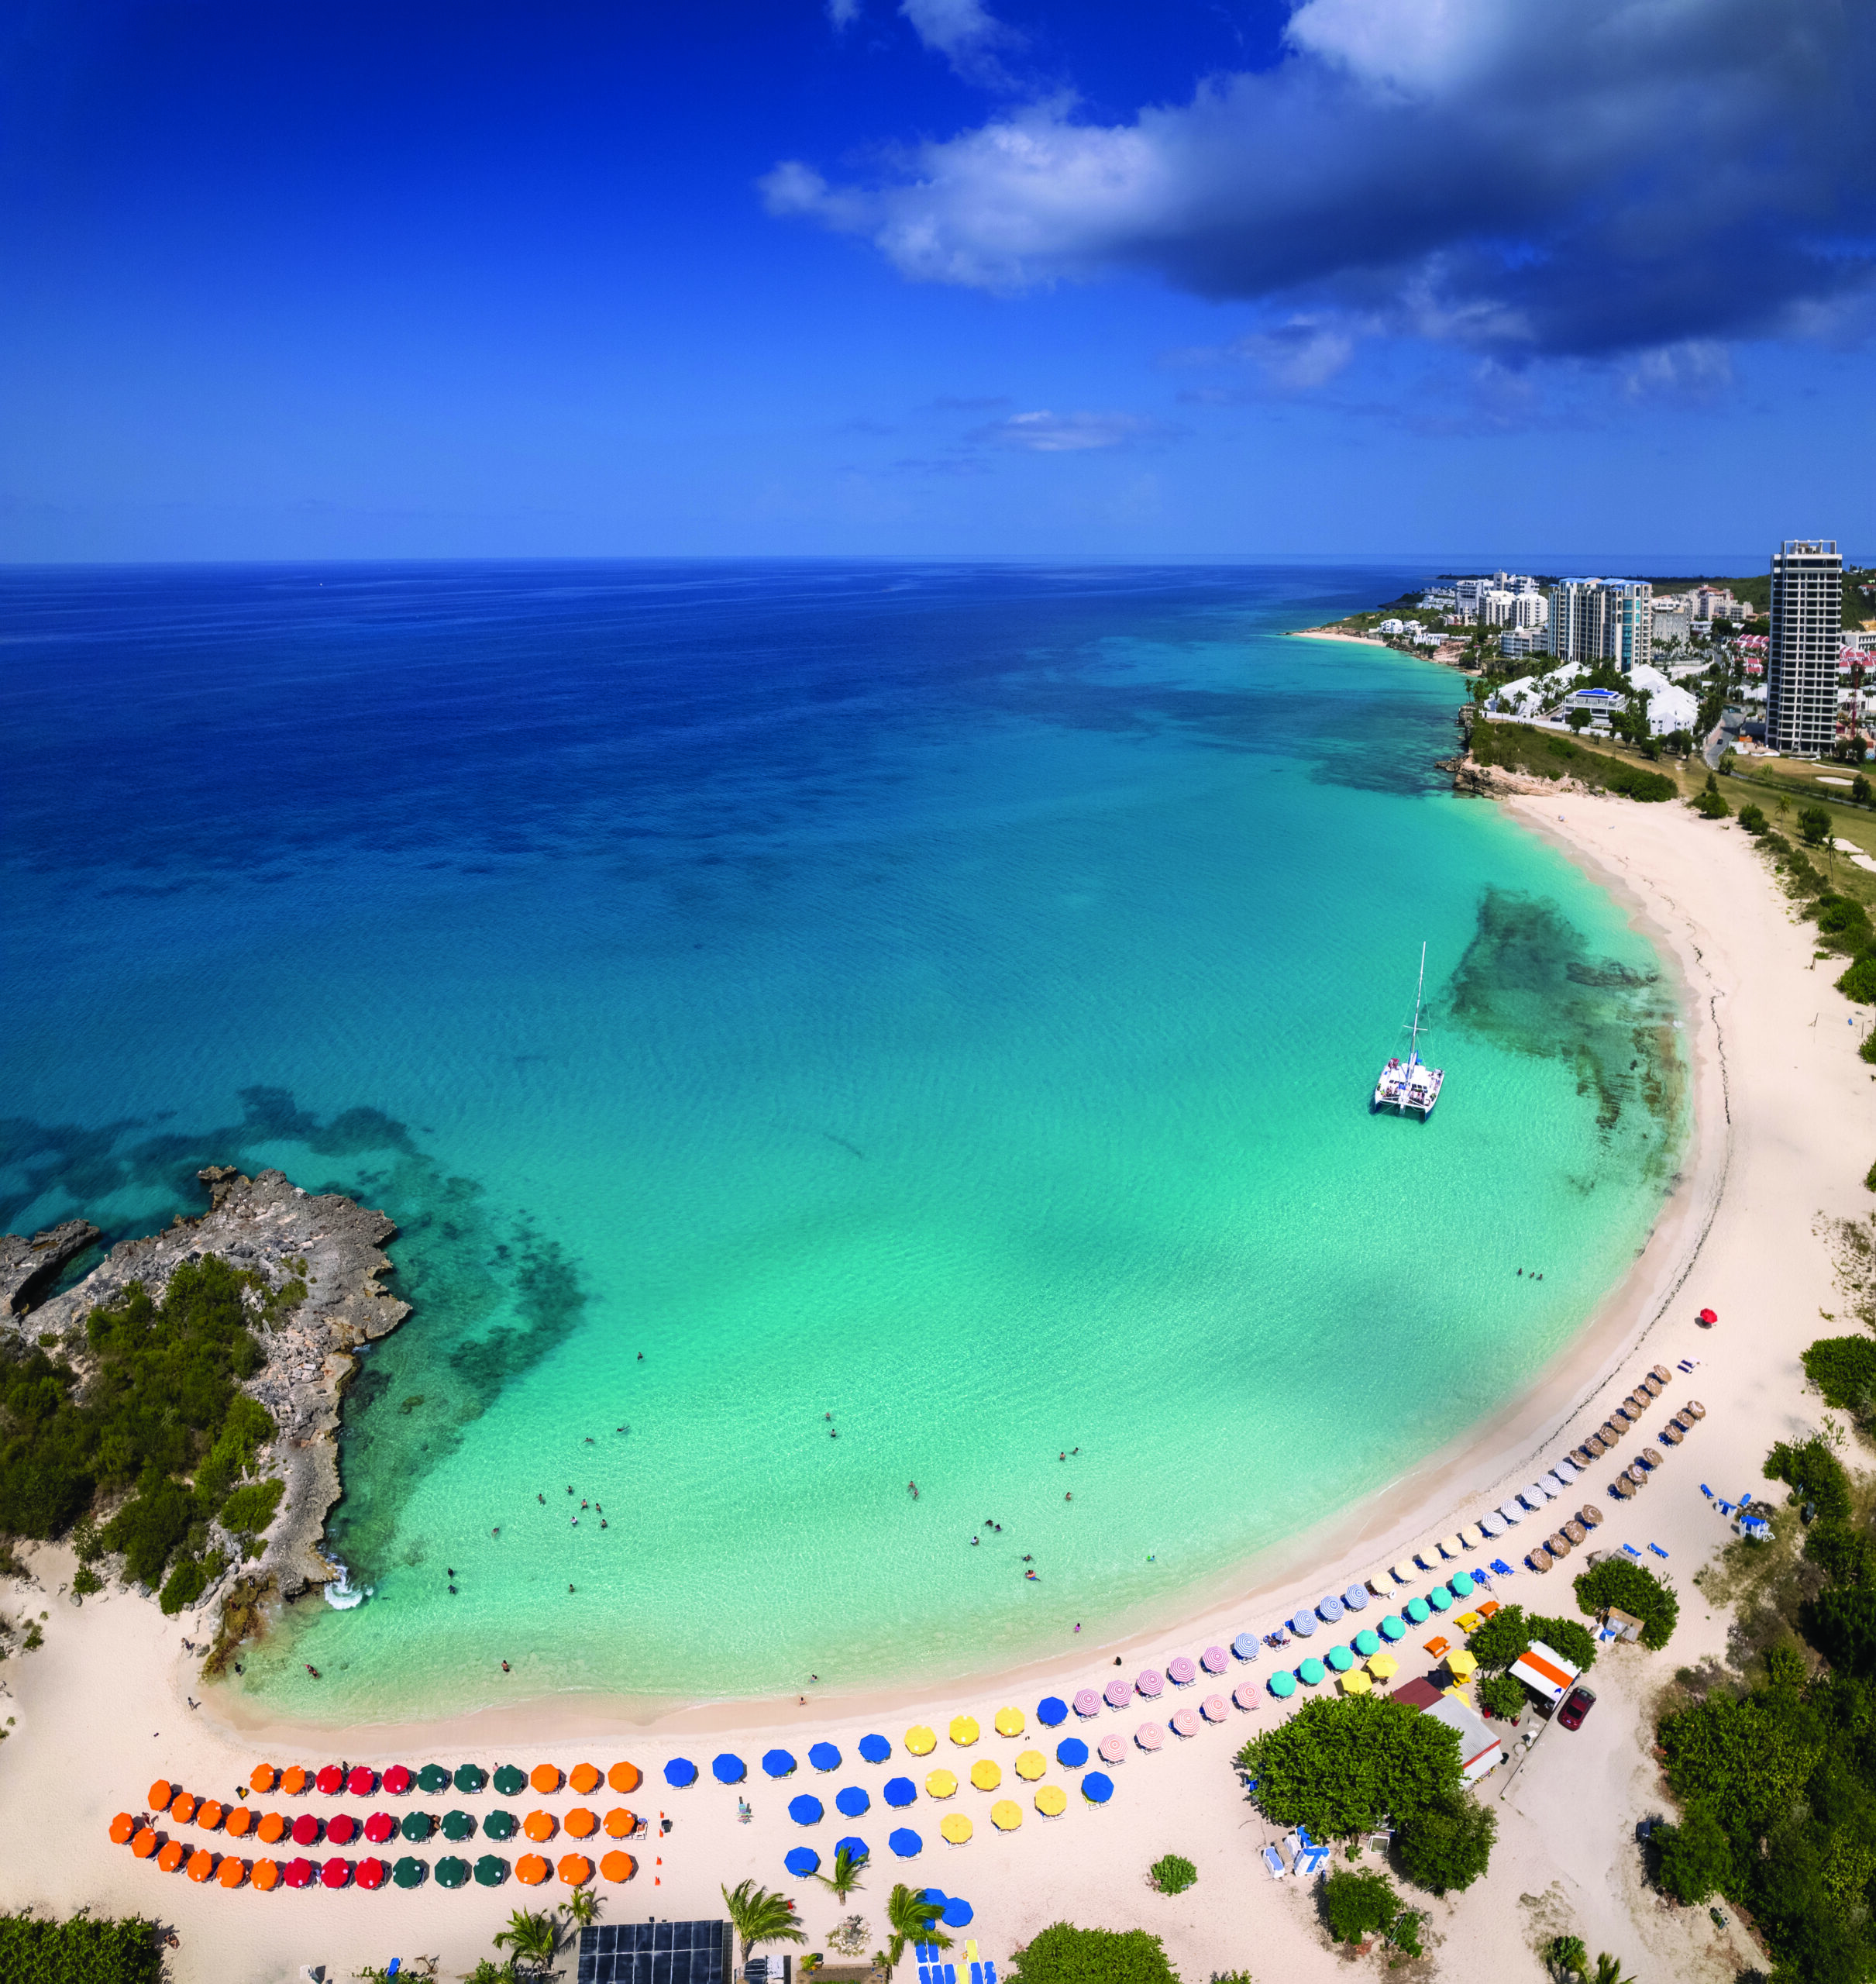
[0,561,1684,1721]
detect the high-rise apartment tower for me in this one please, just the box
[1545,580,1652,670]
[1767,540,1842,756]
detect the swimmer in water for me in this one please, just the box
[502,1660,510,1672]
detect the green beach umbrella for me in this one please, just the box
[1405,1596,1430,1624]
[474,1854,508,1887]
[1326,1645,1354,1672]
[453,1764,487,1795]
[1297,1658,1326,1686]
[1427,1587,1452,1614]
[442,1810,476,1842]
[435,1855,470,1889]
[492,1765,527,1797]
[1354,1628,1381,1658]
[401,1810,434,1843]
[1268,1670,1296,1699]
[418,1764,453,1794]
[392,1857,425,1889]
[484,1810,518,1841]
[1379,1614,1406,1641]
[1450,1571,1475,1598]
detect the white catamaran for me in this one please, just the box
[1373,942,1444,1119]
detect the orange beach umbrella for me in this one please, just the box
[603,1807,637,1838]
[515,1854,550,1886]
[157,1839,187,1873]
[607,1761,642,1793]
[524,1810,558,1843]
[130,1828,160,1860]
[250,1765,277,1793]
[564,1808,598,1839]
[148,1780,175,1812]
[252,1858,281,1891]
[530,1764,562,1795]
[558,1852,593,1886]
[569,1763,602,1795]
[109,1813,136,1846]
[600,1850,636,1882]
[216,1855,247,1889]
[187,1849,217,1882]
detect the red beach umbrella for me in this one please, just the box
[321,1858,353,1889]
[291,1813,322,1847]
[346,1766,377,1797]
[364,1812,398,1845]
[284,1857,315,1889]
[326,1814,358,1847]
[315,1765,345,1796]
[383,1765,414,1796]
[1697,1307,1717,1326]
[356,1856,388,1890]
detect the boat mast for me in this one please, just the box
[1407,942,1426,1069]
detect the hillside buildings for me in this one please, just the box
[1766,539,1843,756]
[1546,579,1653,670]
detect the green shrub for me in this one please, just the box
[1478,1671,1526,1720]
[158,1549,225,1616]
[219,1477,284,1537]
[1654,1803,1733,1904]
[1799,805,1833,847]
[1839,952,1876,1005]
[1573,1558,1678,1649]
[1767,1435,1854,1523]
[1468,722,1675,800]
[1813,896,1874,952]
[1235,1696,1462,1839]
[1803,1521,1876,1590]
[1693,785,1730,819]
[1527,1614,1597,1673]
[1147,1854,1195,1896]
[0,1909,163,1983]
[1739,803,1769,835]
[1395,1789,1497,1895]
[1465,1603,1530,1671]
[1005,1924,1179,1984]
[71,1566,104,1599]
[1802,1338,1876,1410]
[1803,1586,1876,1678]
[1321,1867,1399,1944]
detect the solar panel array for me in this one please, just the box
[577,1919,732,1984]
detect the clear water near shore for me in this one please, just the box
[0,561,1685,1723]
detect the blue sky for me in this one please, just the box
[2,0,1873,561]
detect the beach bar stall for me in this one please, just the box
[1509,1639,1582,1707]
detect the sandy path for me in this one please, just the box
[2,792,1867,1984]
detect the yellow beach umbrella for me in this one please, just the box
[1447,1648,1478,1679]
[1367,1652,1399,1680]
[1014,1749,1046,1782]
[924,1769,959,1800]
[905,1726,937,1757]
[1340,1669,1372,1695]
[993,1707,1024,1738]
[990,1800,1022,1831]
[940,1813,973,1846]
[969,1760,1000,1793]
[948,1715,980,1747]
[1034,1785,1067,1818]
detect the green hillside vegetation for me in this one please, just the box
[1468,719,1678,801]
[0,1256,284,1610]
[0,1909,164,1984]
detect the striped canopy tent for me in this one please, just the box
[492,1766,526,1796]
[763,1751,797,1779]
[1231,1632,1259,1662]
[810,1742,842,1772]
[1014,1750,1046,1780]
[475,1855,508,1886]
[1297,1658,1326,1686]
[788,1796,824,1826]
[1340,1670,1372,1696]
[1353,1628,1381,1658]
[1082,1772,1114,1804]
[1034,1786,1068,1817]
[1268,1670,1298,1699]
[859,1734,893,1764]
[890,1828,924,1857]
[1055,1738,1089,1768]
[883,1777,917,1806]
[1379,1614,1406,1641]
[785,1848,821,1877]
[1036,1696,1069,1727]
[1326,1645,1354,1672]
[905,1727,938,1755]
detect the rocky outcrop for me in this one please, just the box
[2,1167,410,1604]
[1441,754,1590,801]
[0,1219,100,1314]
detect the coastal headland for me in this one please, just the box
[2,780,1871,1982]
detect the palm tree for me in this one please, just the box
[1544,1936,1587,1982]
[721,1880,808,1974]
[1590,1958,1635,1984]
[493,1908,561,1972]
[559,1889,601,1930]
[814,1845,869,1904]
[877,1883,951,1984]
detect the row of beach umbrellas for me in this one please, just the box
[238,1761,639,1799]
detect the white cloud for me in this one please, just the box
[827,0,862,26]
[969,409,1174,452]
[768,0,1876,363]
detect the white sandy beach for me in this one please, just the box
[4,790,1872,1984]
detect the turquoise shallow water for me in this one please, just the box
[0,562,1685,1723]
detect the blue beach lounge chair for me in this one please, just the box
[1489,1559,1513,1578]
[1622,1543,1643,1560]
[1649,1542,1670,1559]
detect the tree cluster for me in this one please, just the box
[1572,1558,1678,1651]
[0,1908,164,1984]
[1006,1924,1179,1984]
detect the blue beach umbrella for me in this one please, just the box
[784,1848,820,1878]
[941,1899,973,1928]
[1297,1658,1326,1686]
[836,1787,870,1818]
[890,1827,923,1858]
[809,1742,842,1772]
[1055,1738,1089,1769]
[665,1759,697,1789]
[713,1754,746,1784]
[858,1734,892,1765]
[835,1835,869,1863]
[1288,1610,1317,1637]
[1036,1696,1068,1727]
[1450,1571,1475,1598]
[1405,1596,1430,1624]
[1341,1585,1369,1611]
[1326,1645,1354,1672]
[883,1777,917,1807]
[1317,1594,1344,1624]
[1082,1772,1114,1804]
[788,1795,824,1827]
[1353,1628,1381,1658]
[922,1888,947,1908]
[1379,1614,1406,1641]
[1231,1632,1258,1662]
[762,1750,797,1779]
[1268,1671,1297,1699]
[1427,1588,1452,1614]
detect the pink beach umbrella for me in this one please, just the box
[1072,1688,1103,1717]
[1200,1646,1228,1675]
[1166,1656,1196,1687]
[1169,1708,1200,1738]
[1097,1735,1127,1765]
[1134,1722,1165,1752]
[1231,1682,1260,1712]
[1135,1669,1165,1700]
[1200,1695,1229,1723]
[1103,1679,1131,1710]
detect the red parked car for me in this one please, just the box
[1558,1686,1597,1731]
